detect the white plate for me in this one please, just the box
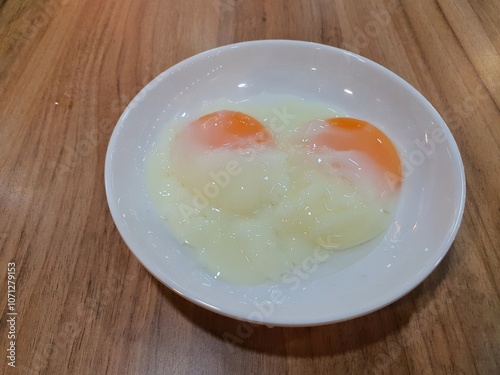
[105,40,465,326]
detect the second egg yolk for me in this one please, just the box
[315,117,402,181]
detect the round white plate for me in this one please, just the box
[105,40,465,326]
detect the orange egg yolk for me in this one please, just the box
[183,110,273,149]
[315,117,402,181]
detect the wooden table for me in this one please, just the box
[1,0,499,374]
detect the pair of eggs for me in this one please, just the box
[149,107,402,284]
[170,110,401,213]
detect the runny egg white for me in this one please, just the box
[145,95,402,284]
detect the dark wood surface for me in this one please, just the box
[1,0,499,374]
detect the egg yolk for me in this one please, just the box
[314,117,402,182]
[180,110,273,150]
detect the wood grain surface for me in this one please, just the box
[1,0,499,374]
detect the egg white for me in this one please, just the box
[145,95,400,284]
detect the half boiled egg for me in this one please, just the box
[278,117,402,250]
[170,110,289,216]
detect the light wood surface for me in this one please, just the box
[1,0,499,374]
